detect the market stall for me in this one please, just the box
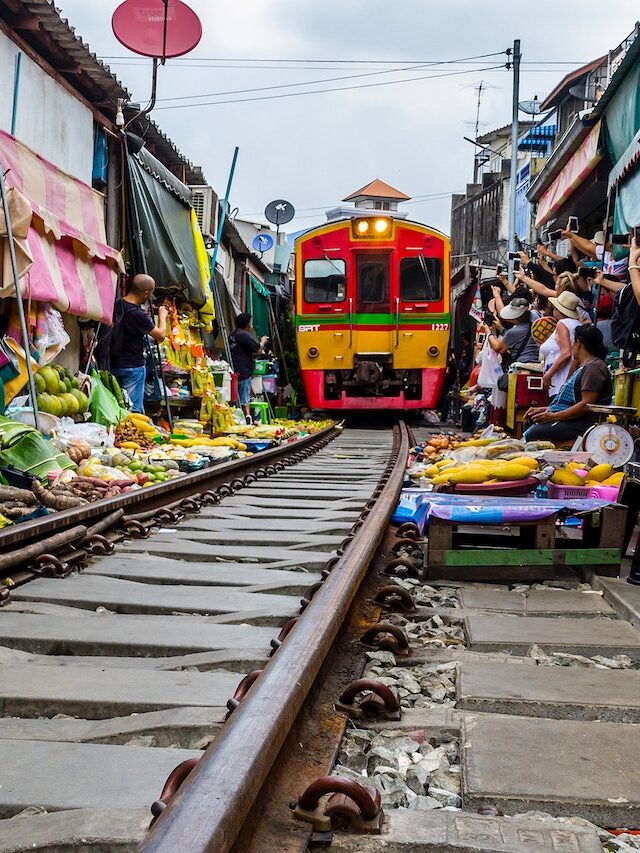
[401,426,630,582]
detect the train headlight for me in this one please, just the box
[428,346,440,358]
[308,346,319,359]
[374,218,390,234]
[356,220,369,235]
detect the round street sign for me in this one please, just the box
[265,199,295,226]
[112,0,202,59]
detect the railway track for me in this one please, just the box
[0,424,405,852]
[4,421,639,853]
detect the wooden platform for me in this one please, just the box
[424,504,626,582]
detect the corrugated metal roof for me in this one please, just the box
[2,0,206,185]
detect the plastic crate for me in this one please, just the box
[253,360,270,376]
[546,482,620,501]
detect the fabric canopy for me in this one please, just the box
[535,122,603,227]
[601,54,640,236]
[125,149,206,308]
[0,129,123,323]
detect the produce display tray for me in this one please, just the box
[450,478,538,497]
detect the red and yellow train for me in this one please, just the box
[294,213,451,411]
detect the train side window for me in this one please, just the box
[304,259,347,303]
[399,257,442,302]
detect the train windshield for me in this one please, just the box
[304,259,347,302]
[356,253,389,311]
[399,257,442,302]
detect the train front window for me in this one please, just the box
[356,253,389,311]
[399,257,442,302]
[304,259,347,303]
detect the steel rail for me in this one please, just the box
[0,424,337,552]
[140,421,409,853]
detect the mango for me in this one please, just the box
[603,473,624,486]
[551,469,585,486]
[488,463,531,481]
[587,463,613,483]
[508,456,539,471]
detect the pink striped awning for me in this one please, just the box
[0,129,124,324]
[535,122,603,228]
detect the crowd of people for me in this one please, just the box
[443,223,640,444]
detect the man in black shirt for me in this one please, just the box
[110,274,167,413]
[228,313,267,422]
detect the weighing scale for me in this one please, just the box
[576,405,638,467]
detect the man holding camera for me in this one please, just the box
[228,313,268,423]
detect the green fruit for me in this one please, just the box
[71,377,81,390]
[48,395,63,417]
[61,392,79,415]
[147,473,157,482]
[55,395,67,416]
[70,389,88,414]
[34,374,46,394]
[37,393,51,414]
[40,366,59,396]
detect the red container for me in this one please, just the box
[514,373,548,408]
[231,372,239,403]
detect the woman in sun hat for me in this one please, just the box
[539,291,584,399]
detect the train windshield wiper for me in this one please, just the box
[417,255,434,299]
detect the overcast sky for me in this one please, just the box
[57,1,638,234]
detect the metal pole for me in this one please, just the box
[0,162,40,430]
[11,52,22,136]
[209,147,239,370]
[508,39,521,256]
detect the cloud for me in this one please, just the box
[54,0,638,233]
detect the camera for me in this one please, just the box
[567,216,578,232]
[633,226,640,243]
[496,263,503,276]
[512,258,521,272]
[611,233,630,245]
[483,309,495,326]
[508,251,520,260]
[548,229,563,241]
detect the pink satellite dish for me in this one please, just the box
[112,0,202,60]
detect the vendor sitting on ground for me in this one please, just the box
[523,325,612,444]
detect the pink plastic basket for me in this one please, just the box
[546,482,620,501]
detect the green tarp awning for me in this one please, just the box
[247,274,270,340]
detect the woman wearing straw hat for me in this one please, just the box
[539,291,585,399]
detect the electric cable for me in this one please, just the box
[154,63,507,111]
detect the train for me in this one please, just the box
[293,188,451,411]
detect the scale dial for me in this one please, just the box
[582,423,635,467]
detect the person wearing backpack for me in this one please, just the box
[110,274,167,413]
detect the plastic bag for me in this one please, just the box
[33,305,70,366]
[477,339,504,390]
[54,417,114,448]
[89,371,128,427]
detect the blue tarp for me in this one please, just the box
[393,490,611,532]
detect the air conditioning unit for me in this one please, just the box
[190,185,218,241]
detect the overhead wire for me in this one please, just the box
[154,63,508,110]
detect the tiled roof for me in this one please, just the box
[343,179,410,202]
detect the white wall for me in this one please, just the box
[0,30,94,184]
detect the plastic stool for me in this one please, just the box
[250,401,271,424]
